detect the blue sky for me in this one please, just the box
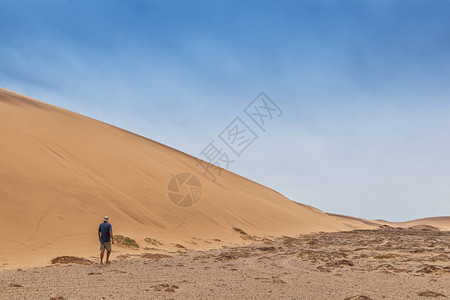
[1,0,450,221]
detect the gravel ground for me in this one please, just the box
[0,227,449,300]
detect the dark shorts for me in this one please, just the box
[100,241,112,252]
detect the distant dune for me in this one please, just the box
[395,217,450,231]
[327,213,389,228]
[0,87,448,268]
[328,214,450,231]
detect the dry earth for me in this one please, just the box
[1,226,448,299]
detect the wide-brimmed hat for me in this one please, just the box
[102,216,110,222]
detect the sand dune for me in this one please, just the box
[327,213,389,229]
[396,216,450,231]
[329,213,450,231]
[0,87,447,269]
[0,87,365,268]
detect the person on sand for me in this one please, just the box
[98,216,114,264]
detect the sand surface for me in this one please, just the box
[0,227,448,299]
[0,87,376,268]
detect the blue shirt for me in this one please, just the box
[98,222,112,242]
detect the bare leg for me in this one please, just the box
[106,251,111,263]
[100,250,105,264]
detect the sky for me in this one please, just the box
[1,0,450,221]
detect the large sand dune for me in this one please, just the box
[0,87,448,268]
[0,87,367,267]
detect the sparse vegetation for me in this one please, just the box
[298,250,333,262]
[215,251,253,261]
[141,253,172,260]
[374,254,396,259]
[3,227,450,299]
[51,256,93,265]
[114,235,139,248]
[150,283,179,292]
[232,227,263,241]
[233,227,247,235]
[417,291,447,297]
[174,243,187,250]
[345,296,373,300]
[144,237,163,246]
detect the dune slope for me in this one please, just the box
[1,87,370,267]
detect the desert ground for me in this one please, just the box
[1,226,449,299]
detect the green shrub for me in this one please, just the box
[114,235,139,248]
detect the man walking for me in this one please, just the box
[98,216,114,264]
